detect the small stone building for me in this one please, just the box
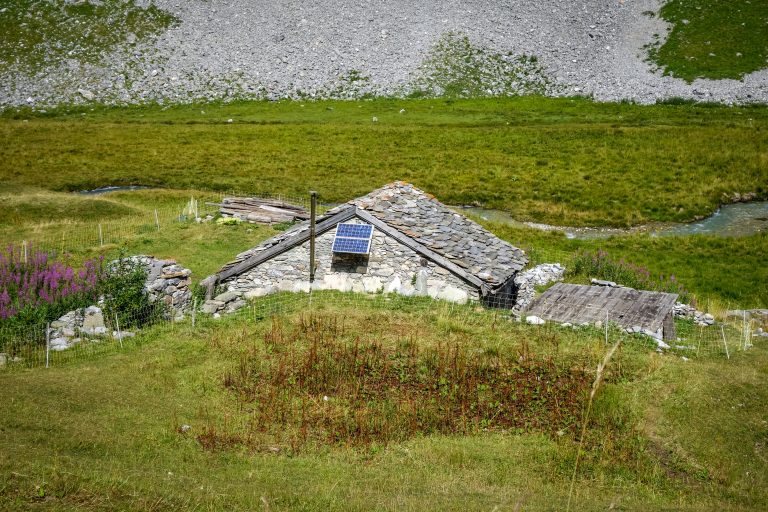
[202,182,528,314]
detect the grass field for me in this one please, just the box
[649,0,768,82]
[2,97,767,227]
[0,300,766,511]
[0,0,176,74]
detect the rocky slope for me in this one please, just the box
[2,0,767,108]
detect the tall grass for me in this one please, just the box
[209,313,592,452]
[1,97,766,227]
[569,249,691,302]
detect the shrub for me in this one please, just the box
[100,257,163,330]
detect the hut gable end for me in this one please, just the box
[206,182,528,312]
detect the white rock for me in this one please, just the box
[526,315,546,325]
[436,285,469,304]
[244,287,273,299]
[323,274,352,292]
[50,337,69,348]
[77,89,94,100]
[362,276,383,293]
[385,275,402,294]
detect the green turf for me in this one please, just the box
[0,0,176,75]
[1,97,766,227]
[0,300,765,510]
[648,0,768,82]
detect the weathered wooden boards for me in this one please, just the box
[526,283,678,340]
[207,197,309,224]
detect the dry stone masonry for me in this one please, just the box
[45,256,193,351]
[127,255,193,316]
[513,263,566,312]
[204,222,477,315]
[203,182,528,315]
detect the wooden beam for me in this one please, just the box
[216,207,356,282]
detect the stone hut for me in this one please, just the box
[202,182,528,314]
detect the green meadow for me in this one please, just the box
[2,97,766,227]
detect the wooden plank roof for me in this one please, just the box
[526,283,678,333]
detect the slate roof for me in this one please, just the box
[217,182,527,290]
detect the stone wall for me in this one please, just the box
[127,255,193,317]
[45,256,193,351]
[514,263,566,312]
[204,223,479,314]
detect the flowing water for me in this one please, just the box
[460,202,768,239]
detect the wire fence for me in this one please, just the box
[0,288,760,371]
[2,189,313,260]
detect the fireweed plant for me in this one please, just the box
[0,244,104,328]
[570,249,691,303]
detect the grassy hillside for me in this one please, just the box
[0,301,766,510]
[1,97,767,227]
[0,0,176,74]
[649,0,768,82]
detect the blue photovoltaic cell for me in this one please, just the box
[332,223,373,254]
[336,223,373,238]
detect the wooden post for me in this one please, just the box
[115,314,123,349]
[45,323,50,368]
[98,224,103,247]
[720,325,729,359]
[192,298,197,328]
[309,191,317,284]
[22,241,27,264]
[154,209,160,231]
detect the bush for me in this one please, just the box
[100,257,163,330]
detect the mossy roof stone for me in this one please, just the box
[218,182,527,289]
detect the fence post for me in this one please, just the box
[22,240,27,264]
[192,298,197,328]
[720,325,729,359]
[45,323,50,368]
[155,209,160,231]
[115,314,123,349]
[98,223,103,247]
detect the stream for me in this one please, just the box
[459,201,768,239]
[77,186,768,239]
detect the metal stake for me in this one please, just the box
[45,323,50,368]
[309,191,317,284]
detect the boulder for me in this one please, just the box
[526,315,546,325]
[213,291,240,303]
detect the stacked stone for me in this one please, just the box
[514,263,566,312]
[673,302,715,326]
[47,305,134,351]
[206,183,528,316]
[41,256,193,351]
[204,223,477,315]
[349,182,527,288]
[125,255,193,318]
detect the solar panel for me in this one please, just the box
[332,223,373,254]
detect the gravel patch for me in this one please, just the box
[2,0,767,108]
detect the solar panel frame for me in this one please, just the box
[332,223,374,254]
